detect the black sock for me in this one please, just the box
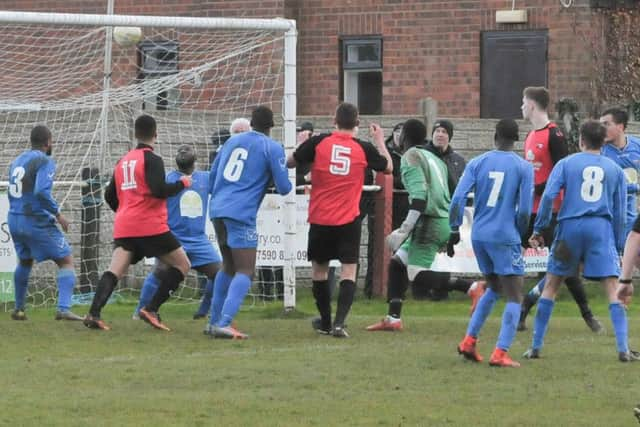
[387,258,409,299]
[388,299,403,318]
[448,278,472,294]
[312,280,331,330]
[146,267,184,312]
[334,279,356,327]
[519,293,537,323]
[89,271,118,317]
[565,276,592,318]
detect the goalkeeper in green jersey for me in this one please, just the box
[366,119,451,332]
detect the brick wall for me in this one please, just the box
[0,1,629,118]
[290,0,605,117]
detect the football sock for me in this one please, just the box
[13,263,31,310]
[56,268,76,312]
[387,258,408,318]
[565,276,592,318]
[609,302,629,353]
[218,273,252,327]
[466,287,499,338]
[146,267,184,312]
[532,297,555,350]
[496,302,521,351]
[388,299,403,319]
[312,280,331,330]
[89,271,118,317]
[135,273,160,315]
[196,277,215,317]
[209,271,233,326]
[334,279,356,327]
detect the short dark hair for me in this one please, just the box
[601,107,628,129]
[175,144,196,170]
[335,102,359,130]
[402,119,427,148]
[523,86,550,110]
[135,114,157,141]
[495,119,519,142]
[30,125,51,149]
[250,106,274,131]
[580,119,607,150]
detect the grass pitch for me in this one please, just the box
[1,288,639,426]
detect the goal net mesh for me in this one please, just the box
[0,20,290,310]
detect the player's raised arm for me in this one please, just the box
[534,159,565,233]
[517,163,535,237]
[269,142,292,195]
[145,151,190,198]
[369,123,392,174]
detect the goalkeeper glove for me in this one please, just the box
[446,230,460,258]
[386,210,421,252]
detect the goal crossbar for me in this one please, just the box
[0,11,295,32]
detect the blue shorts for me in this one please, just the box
[548,217,619,279]
[472,240,524,276]
[181,238,222,267]
[8,214,71,262]
[212,218,258,249]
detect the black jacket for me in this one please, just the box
[424,141,466,196]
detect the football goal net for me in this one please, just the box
[0,10,298,311]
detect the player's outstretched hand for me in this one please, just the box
[56,214,69,233]
[528,233,544,249]
[446,231,460,258]
[369,123,384,146]
[617,282,634,308]
[180,175,192,188]
[386,228,409,253]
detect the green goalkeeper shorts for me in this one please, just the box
[400,215,450,269]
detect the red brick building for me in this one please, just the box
[1,0,636,118]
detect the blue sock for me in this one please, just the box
[135,273,160,315]
[196,278,215,317]
[532,297,555,350]
[56,268,76,312]
[466,288,500,338]
[609,302,629,353]
[209,271,233,326]
[218,273,252,327]
[13,263,31,310]
[528,277,545,298]
[496,301,521,351]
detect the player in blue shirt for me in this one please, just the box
[7,125,83,321]
[206,106,292,339]
[600,107,640,237]
[523,120,637,362]
[453,119,534,368]
[133,145,221,321]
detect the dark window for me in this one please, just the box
[340,36,382,114]
[138,40,180,110]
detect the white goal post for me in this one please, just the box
[0,11,298,310]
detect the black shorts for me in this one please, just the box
[521,213,558,248]
[308,218,361,264]
[113,231,181,265]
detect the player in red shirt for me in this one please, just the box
[83,115,192,331]
[288,102,392,337]
[519,87,602,333]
